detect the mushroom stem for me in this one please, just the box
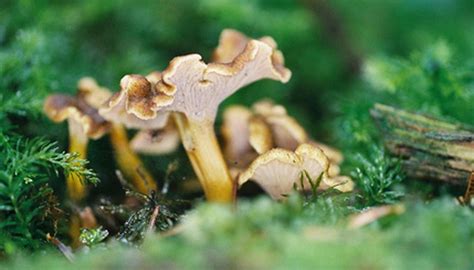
[67,121,88,202]
[109,123,157,194]
[173,113,234,202]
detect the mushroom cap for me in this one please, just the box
[77,77,112,109]
[212,29,287,75]
[44,94,110,139]
[252,99,287,117]
[212,29,249,64]
[99,75,171,129]
[130,122,180,155]
[156,38,291,121]
[319,175,355,193]
[145,71,162,84]
[252,100,308,150]
[310,141,344,165]
[221,105,273,169]
[248,115,273,155]
[99,29,291,124]
[238,144,329,200]
[221,105,254,166]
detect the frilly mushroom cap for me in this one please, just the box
[248,116,273,154]
[99,75,171,129]
[319,175,354,193]
[130,122,180,155]
[44,94,110,139]
[212,29,249,64]
[238,144,329,200]
[310,141,344,165]
[99,29,291,124]
[221,106,273,168]
[252,99,287,116]
[156,38,291,121]
[252,100,308,150]
[77,77,112,109]
[145,71,162,84]
[213,29,288,78]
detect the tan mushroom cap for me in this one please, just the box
[44,94,110,139]
[319,175,354,193]
[221,105,273,169]
[212,29,249,64]
[100,30,291,125]
[252,100,308,151]
[213,29,289,80]
[221,105,254,166]
[238,144,329,200]
[99,75,171,129]
[145,71,162,84]
[248,116,273,154]
[130,121,180,155]
[77,77,113,109]
[155,38,291,121]
[310,141,344,165]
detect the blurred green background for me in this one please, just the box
[2,0,473,133]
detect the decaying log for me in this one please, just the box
[371,103,474,186]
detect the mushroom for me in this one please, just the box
[221,99,346,179]
[44,92,109,201]
[44,78,157,198]
[238,144,351,200]
[221,105,273,170]
[238,144,353,200]
[77,78,157,194]
[252,100,308,151]
[99,29,291,202]
[130,120,180,155]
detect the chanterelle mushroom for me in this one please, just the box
[44,78,157,200]
[100,29,291,202]
[222,100,346,178]
[238,144,353,200]
[44,92,109,202]
[130,120,180,155]
[238,144,328,200]
[77,78,157,194]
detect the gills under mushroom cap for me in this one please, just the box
[252,100,308,151]
[130,121,180,155]
[238,144,330,200]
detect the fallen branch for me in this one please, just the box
[371,104,474,186]
[46,233,75,262]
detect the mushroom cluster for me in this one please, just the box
[99,29,291,202]
[44,77,157,200]
[221,100,354,199]
[45,28,352,205]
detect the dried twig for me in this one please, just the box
[46,233,75,262]
[147,206,160,234]
[458,172,474,206]
[348,204,405,229]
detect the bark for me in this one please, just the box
[371,103,474,186]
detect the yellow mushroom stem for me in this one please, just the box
[173,113,234,202]
[109,123,157,194]
[67,120,88,202]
